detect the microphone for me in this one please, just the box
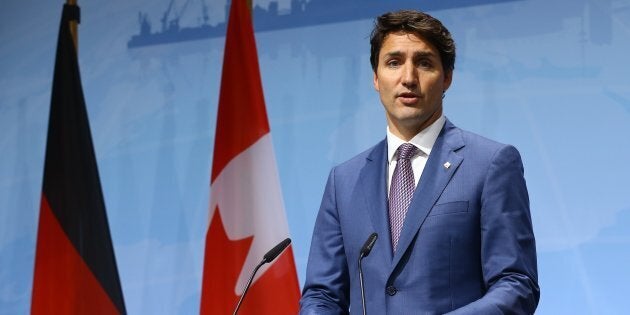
[358,233,378,315]
[233,238,291,315]
[263,238,291,263]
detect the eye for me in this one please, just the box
[418,59,433,69]
[386,59,401,68]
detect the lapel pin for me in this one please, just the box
[443,162,451,169]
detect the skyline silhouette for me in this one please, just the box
[128,0,520,48]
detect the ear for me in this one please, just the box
[443,69,453,91]
[373,71,380,92]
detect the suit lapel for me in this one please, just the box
[358,139,394,261]
[391,120,465,268]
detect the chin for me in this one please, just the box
[398,110,426,122]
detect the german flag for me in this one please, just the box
[31,4,126,314]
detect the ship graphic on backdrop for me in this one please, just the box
[127,0,518,48]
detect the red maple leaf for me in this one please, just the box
[200,208,300,315]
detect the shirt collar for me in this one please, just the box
[387,115,446,163]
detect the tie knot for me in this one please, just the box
[397,143,418,160]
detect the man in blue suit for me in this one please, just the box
[299,10,539,314]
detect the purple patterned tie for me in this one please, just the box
[389,143,418,252]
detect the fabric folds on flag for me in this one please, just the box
[31,4,126,315]
[199,1,301,314]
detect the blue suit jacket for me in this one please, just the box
[300,119,539,314]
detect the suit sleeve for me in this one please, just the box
[447,145,540,315]
[299,167,350,315]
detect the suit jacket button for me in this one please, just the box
[386,285,397,296]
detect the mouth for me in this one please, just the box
[397,92,420,104]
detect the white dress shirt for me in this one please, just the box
[386,115,446,194]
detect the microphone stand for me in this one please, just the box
[358,233,377,315]
[233,260,265,315]
[359,254,368,315]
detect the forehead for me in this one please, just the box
[379,32,438,58]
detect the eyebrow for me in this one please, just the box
[383,50,436,59]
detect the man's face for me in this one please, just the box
[373,32,452,140]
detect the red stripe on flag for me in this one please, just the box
[31,197,121,315]
[211,0,270,183]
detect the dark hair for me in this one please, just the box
[370,10,456,73]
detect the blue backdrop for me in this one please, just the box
[1,0,629,313]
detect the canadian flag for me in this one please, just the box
[199,1,301,314]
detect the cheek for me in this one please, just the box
[381,78,398,92]
[424,78,444,95]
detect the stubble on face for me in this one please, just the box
[373,32,452,141]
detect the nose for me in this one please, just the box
[401,63,418,88]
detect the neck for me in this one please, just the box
[388,109,442,141]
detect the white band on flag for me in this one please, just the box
[209,133,291,293]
